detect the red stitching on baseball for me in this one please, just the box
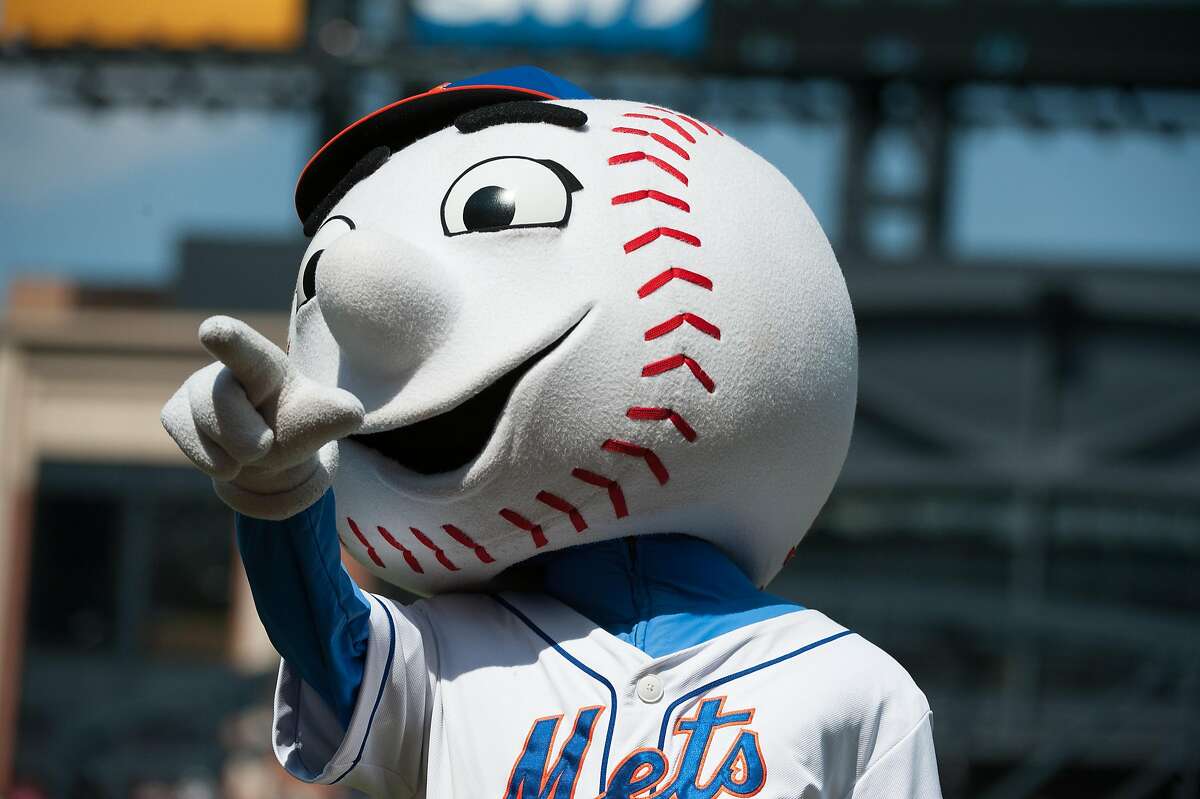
[601,439,670,485]
[637,267,713,298]
[644,312,721,341]
[610,127,691,160]
[676,114,710,136]
[624,227,701,254]
[536,490,588,533]
[626,406,698,442]
[376,525,424,573]
[571,468,629,518]
[654,106,721,136]
[611,190,689,213]
[408,527,459,571]
[500,508,547,548]
[661,117,698,143]
[626,111,697,144]
[641,353,717,393]
[346,517,386,568]
[608,151,688,185]
[442,524,495,564]
[650,133,691,160]
[644,105,712,137]
[619,129,692,161]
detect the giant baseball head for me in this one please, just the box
[283,68,856,595]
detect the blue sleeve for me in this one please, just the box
[236,489,370,729]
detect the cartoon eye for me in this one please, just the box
[441,156,582,236]
[296,215,354,309]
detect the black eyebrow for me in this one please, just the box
[455,101,588,134]
[320,214,356,232]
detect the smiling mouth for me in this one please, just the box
[350,315,586,475]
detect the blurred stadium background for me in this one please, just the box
[1,0,1198,796]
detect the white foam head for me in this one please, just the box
[287,99,858,594]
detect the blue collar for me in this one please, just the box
[522,535,803,657]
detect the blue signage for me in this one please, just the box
[409,0,707,55]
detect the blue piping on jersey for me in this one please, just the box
[494,595,617,797]
[655,629,857,749]
[331,595,397,784]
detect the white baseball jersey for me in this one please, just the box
[273,592,941,798]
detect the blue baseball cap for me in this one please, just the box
[295,66,592,225]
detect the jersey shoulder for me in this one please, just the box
[409,589,563,630]
[403,591,564,675]
[764,609,931,728]
[408,590,505,621]
[746,610,937,793]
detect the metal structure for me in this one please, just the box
[809,263,1200,798]
[4,1,1199,796]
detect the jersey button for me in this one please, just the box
[636,674,664,704]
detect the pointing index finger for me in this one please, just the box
[199,315,288,407]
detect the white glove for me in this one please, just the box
[161,315,364,520]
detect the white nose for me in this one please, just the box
[315,229,459,375]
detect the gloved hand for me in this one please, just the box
[161,315,364,520]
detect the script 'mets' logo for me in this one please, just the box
[502,697,766,799]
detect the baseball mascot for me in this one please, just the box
[163,67,941,798]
